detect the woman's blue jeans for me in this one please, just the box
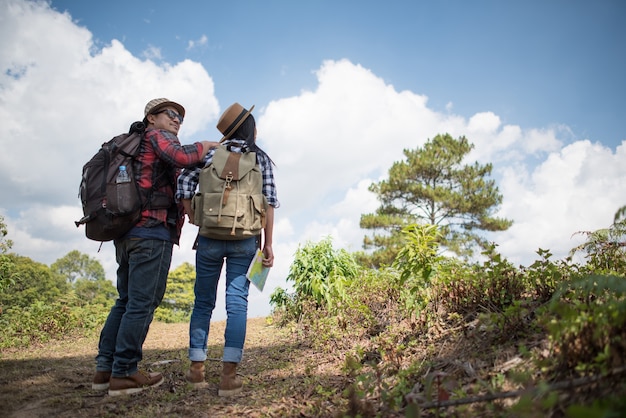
[189,235,256,364]
[96,238,173,377]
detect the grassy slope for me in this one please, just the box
[1,311,624,417]
[0,318,350,417]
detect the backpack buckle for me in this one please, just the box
[225,173,233,189]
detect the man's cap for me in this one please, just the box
[144,98,185,118]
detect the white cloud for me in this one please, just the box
[2,0,624,322]
[468,111,501,133]
[142,45,163,61]
[0,0,220,297]
[187,34,208,51]
[492,140,626,265]
[523,127,565,154]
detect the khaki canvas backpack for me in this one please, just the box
[192,146,268,240]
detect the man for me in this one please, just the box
[92,98,219,396]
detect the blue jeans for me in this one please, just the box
[96,238,173,377]
[189,235,256,363]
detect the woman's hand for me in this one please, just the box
[262,245,274,267]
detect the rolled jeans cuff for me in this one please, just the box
[188,348,207,362]
[223,346,243,363]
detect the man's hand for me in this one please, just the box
[182,199,194,224]
[200,141,220,158]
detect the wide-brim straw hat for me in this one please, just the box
[217,103,255,142]
[144,98,186,118]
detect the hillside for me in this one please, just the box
[2,225,625,417]
[1,318,334,417]
[2,310,624,418]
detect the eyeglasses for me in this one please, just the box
[155,109,184,124]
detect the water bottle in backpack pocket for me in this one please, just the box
[106,165,135,214]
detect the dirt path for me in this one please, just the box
[0,318,346,417]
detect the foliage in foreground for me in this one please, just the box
[271,218,626,417]
[2,209,626,416]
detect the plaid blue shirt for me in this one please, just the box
[176,139,279,208]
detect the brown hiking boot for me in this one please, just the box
[185,361,208,388]
[108,370,164,396]
[92,370,111,390]
[218,362,242,397]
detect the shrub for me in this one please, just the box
[270,237,360,319]
[544,274,626,373]
[0,301,108,348]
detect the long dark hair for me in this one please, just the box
[231,114,275,166]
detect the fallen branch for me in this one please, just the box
[412,365,626,410]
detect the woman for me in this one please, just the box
[176,103,279,397]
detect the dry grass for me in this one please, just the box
[2,311,624,417]
[0,318,347,418]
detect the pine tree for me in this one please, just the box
[359,133,512,267]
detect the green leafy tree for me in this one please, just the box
[50,250,114,306]
[154,262,196,323]
[359,133,512,267]
[0,217,18,315]
[0,216,12,254]
[614,204,626,223]
[51,250,105,284]
[0,254,70,309]
[73,277,117,307]
[0,216,17,297]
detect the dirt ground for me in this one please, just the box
[0,318,348,418]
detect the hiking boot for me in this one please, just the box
[218,362,242,397]
[108,370,164,396]
[92,370,111,390]
[185,361,208,388]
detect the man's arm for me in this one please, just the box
[200,141,220,158]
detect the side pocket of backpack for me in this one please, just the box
[249,194,268,232]
[191,193,202,226]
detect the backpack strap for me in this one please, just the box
[219,152,240,208]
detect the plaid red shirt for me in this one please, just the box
[134,128,204,242]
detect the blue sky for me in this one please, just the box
[50,0,626,145]
[1,0,625,320]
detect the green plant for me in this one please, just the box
[269,286,299,323]
[393,224,442,286]
[436,244,525,316]
[270,237,360,318]
[522,248,569,302]
[392,224,443,317]
[570,217,626,275]
[545,274,626,372]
